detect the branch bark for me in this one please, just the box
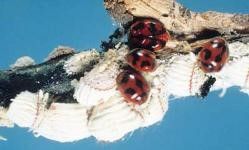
[104,0,249,34]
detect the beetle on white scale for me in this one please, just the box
[2,39,249,143]
[212,42,249,96]
[1,0,249,144]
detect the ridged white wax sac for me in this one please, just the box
[7,90,48,128]
[88,94,144,142]
[74,49,124,107]
[164,54,207,97]
[228,42,249,58]
[32,103,90,143]
[64,50,100,75]
[88,64,169,142]
[10,56,35,69]
[137,64,169,127]
[135,85,168,128]
[74,83,116,107]
[213,57,249,95]
[0,107,14,127]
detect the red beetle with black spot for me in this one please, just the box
[128,17,170,51]
[126,48,156,72]
[116,69,150,105]
[196,37,229,73]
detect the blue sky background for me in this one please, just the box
[0,0,249,150]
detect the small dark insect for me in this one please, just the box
[199,76,216,98]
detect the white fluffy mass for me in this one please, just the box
[10,56,35,69]
[73,49,120,107]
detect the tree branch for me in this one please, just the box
[1,0,248,143]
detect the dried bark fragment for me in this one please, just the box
[104,0,249,35]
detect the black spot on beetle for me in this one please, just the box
[204,49,211,60]
[125,88,136,95]
[149,23,157,35]
[215,55,222,62]
[141,61,151,68]
[136,79,144,89]
[121,74,129,84]
[144,38,154,49]
[132,37,151,49]
[149,38,160,50]
[131,52,140,65]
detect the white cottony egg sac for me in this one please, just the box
[88,64,169,142]
[6,87,169,142]
[10,56,35,69]
[3,45,170,143]
[212,56,249,96]
[228,42,249,58]
[2,41,249,143]
[88,92,168,142]
[164,54,208,97]
[74,82,116,107]
[211,42,249,95]
[7,90,48,128]
[74,49,122,107]
[7,90,91,142]
[139,65,169,127]
[0,107,14,127]
[138,92,168,128]
[88,94,144,142]
[32,103,90,143]
[74,47,169,142]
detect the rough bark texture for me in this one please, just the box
[104,0,249,34]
